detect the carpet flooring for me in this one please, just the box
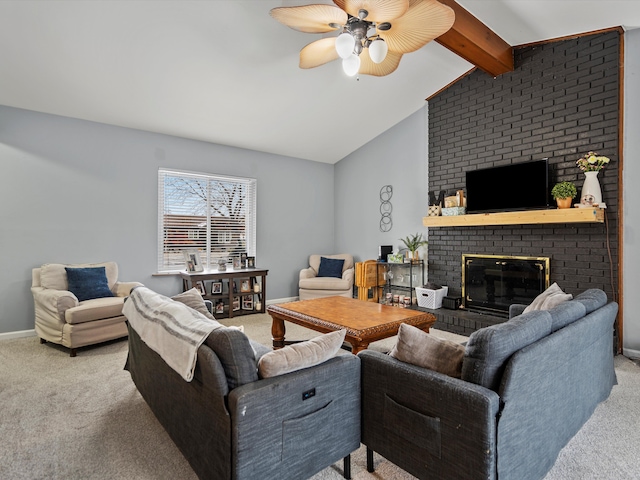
[1,313,638,479]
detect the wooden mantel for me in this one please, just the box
[423,208,604,227]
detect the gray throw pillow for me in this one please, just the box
[172,288,216,320]
[389,323,465,378]
[523,282,572,313]
[258,329,346,378]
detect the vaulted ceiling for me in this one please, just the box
[1,1,639,163]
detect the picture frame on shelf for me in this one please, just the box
[242,295,254,310]
[233,257,241,269]
[211,282,223,295]
[215,300,225,315]
[246,256,255,268]
[183,249,204,272]
[232,296,240,311]
[240,278,252,293]
[240,252,247,267]
[195,281,206,295]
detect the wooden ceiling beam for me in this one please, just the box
[435,0,514,77]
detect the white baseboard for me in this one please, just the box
[0,329,36,341]
[623,347,640,360]
[266,297,298,305]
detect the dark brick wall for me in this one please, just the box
[427,31,620,323]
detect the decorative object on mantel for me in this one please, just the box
[442,189,466,215]
[576,151,610,208]
[399,232,428,262]
[270,0,455,77]
[380,185,393,232]
[551,181,577,209]
[442,207,466,216]
[427,190,445,216]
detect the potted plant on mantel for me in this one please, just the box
[551,181,577,209]
[400,233,428,262]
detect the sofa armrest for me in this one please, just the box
[228,354,360,479]
[31,286,79,322]
[299,267,316,280]
[358,350,500,480]
[112,281,144,297]
[509,303,527,319]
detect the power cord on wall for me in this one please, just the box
[604,208,616,303]
[604,208,620,354]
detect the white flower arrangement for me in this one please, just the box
[576,151,610,172]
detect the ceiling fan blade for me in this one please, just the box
[333,0,409,23]
[381,0,455,53]
[359,49,403,76]
[270,4,347,33]
[299,38,340,69]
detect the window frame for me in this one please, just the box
[157,168,257,273]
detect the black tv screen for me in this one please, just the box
[465,159,550,213]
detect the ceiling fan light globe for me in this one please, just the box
[342,54,360,76]
[369,38,388,64]
[336,32,355,59]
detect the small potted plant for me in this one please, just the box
[551,181,577,209]
[400,233,428,262]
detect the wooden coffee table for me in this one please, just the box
[267,296,436,354]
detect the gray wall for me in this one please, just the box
[623,28,640,358]
[0,106,335,334]
[334,107,429,264]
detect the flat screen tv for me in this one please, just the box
[465,159,550,213]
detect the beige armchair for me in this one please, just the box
[299,254,355,301]
[31,262,142,356]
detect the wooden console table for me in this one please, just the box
[180,268,268,318]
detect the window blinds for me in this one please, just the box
[157,168,257,272]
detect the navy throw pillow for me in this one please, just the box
[65,267,115,302]
[317,257,344,278]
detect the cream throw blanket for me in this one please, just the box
[123,287,220,381]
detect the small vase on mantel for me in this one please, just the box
[580,171,602,207]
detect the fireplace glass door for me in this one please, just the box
[462,254,550,316]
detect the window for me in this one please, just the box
[158,169,257,272]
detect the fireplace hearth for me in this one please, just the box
[462,254,550,317]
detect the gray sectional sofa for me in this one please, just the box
[359,289,618,480]
[125,293,360,480]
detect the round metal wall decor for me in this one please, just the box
[380,185,393,232]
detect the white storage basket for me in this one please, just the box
[415,286,449,309]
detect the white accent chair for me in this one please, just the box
[298,254,355,301]
[31,262,142,356]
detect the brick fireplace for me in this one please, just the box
[425,31,620,336]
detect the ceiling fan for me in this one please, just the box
[270,0,455,77]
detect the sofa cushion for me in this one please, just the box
[65,296,126,324]
[317,257,345,278]
[462,311,552,391]
[573,288,608,314]
[309,254,354,275]
[298,276,351,291]
[389,323,465,378]
[523,283,572,313]
[205,328,258,389]
[547,300,587,332]
[258,329,346,378]
[172,288,216,320]
[65,267,115,302]
[41,262,118,291]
